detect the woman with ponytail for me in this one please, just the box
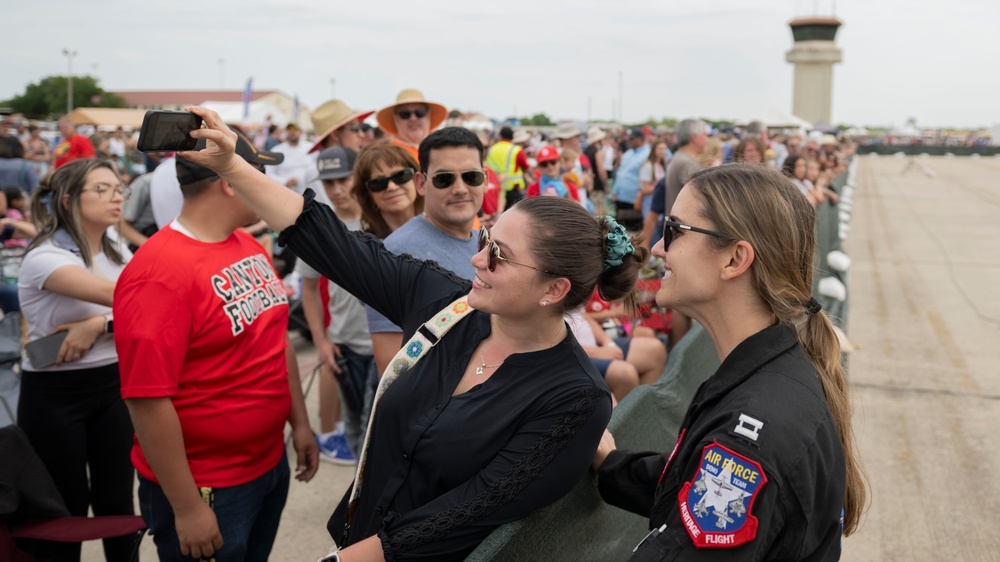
[594,163,867,560]
[173,107,652,560]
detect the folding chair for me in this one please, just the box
[0,426,147,562]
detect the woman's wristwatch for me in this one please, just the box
[104,315,114,334]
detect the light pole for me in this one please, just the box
[618,71,623,123]
[62,49,77,113]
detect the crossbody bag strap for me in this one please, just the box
[346,295,474,525]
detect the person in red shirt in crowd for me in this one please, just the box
[53,119,96,169]
[526,146,581,203]
[114,131,317,561]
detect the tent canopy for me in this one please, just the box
[200,100,311,129]
[736,108,813,130]
[64,108,148,129]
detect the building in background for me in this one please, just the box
[785,17,843,127]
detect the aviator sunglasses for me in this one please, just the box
[478,228,554,274]
[662,219,727,251]
[396,108,429,120]
[429,169,486,189]
[365,167,415,192]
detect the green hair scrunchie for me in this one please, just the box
[603,216,634,271]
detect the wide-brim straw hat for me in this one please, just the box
[585,126,607,145]
[553,123,583,140]
[512,129,531,144]
[376,89,448,136]
[308,99,374,153]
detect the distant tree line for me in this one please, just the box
[2,75,125,119]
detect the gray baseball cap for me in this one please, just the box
[316,146,357,180]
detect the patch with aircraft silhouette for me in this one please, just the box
[677,442,767,548]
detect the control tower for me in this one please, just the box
[785,17,842,126]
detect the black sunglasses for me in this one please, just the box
[538,160,558,168]
[662,219,727,251]
[347,124,362,133]
[478,228,554,274]
[397,108,428,120]
[430,169,486,189]
[365,167,415,192]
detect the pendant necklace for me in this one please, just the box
[476,345,503,376]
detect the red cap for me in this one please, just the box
[642,126,653,137]
[536,145,559,163]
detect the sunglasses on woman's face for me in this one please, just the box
[538,160,558,168]
[397,108,428,120]
[429,169,486,189]
[478,228,553,274]
[662,219,727,251]
[365,167,415,193]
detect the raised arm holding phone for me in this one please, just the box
[178,106,653,561]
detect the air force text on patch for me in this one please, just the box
[210,254,288,336]
[677,442,767,548]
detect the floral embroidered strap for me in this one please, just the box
[347,295,474,521]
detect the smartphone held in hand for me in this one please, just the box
[137,110,203,153]
[24,331,69,368]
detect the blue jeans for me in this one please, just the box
[138,452,290,562]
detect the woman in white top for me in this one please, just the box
[636,140,668,217]
[17,158,135,562]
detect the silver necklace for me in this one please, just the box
[476,345,503,376]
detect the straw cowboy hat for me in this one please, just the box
[553,123,583,140]
[512,129,531,144]
[308,99,374,153]
[375,89,448,135]
[585,126,607,145]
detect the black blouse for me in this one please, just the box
[279,191,613,561]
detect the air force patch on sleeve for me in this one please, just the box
[677,442,767,548]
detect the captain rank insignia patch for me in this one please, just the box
[677,443,767,548]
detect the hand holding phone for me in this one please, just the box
[137,110,203,153]
[25,331,69,368]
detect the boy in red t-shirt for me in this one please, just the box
[115,132,317,560]
[53,119,95,169]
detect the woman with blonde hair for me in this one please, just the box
[594,163,867,559]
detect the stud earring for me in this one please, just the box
[540,299,551,306]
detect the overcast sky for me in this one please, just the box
[3,0,997,128]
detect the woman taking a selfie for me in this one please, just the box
[178,106,649,561]
[17,158,134,562]
[592,163,866,560]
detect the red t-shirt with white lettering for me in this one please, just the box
[115,226,291,487]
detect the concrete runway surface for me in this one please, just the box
[83,155,1000,560]
[840,156,1000,561]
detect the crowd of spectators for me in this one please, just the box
[0,96,859,561]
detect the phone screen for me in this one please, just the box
[137,110,203,153]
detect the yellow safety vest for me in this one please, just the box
[485,140,525,191]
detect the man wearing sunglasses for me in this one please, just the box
[375,89,448,163]
[366,127,486,376]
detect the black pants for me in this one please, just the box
[18,362,136,562]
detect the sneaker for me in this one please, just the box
[317,433,355,466]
